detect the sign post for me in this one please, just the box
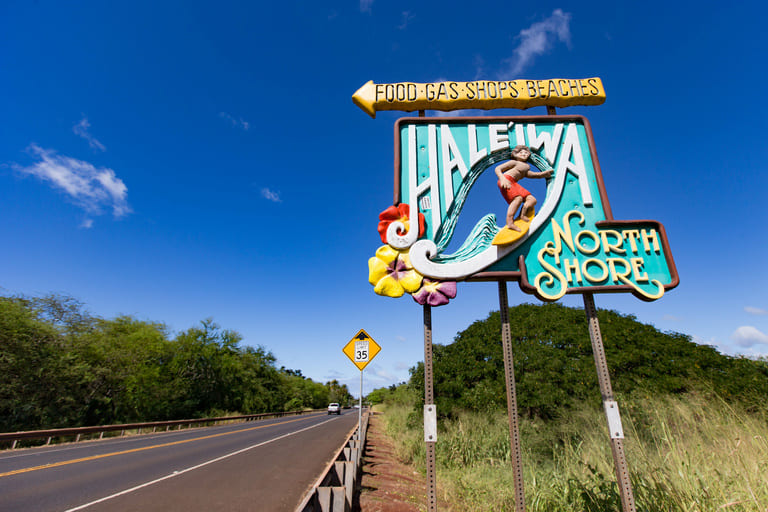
[343,329,381,440]
[498,281,526,511]
[422,305,437,512]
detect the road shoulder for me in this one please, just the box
[356,412,427,512]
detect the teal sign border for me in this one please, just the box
[393,115,678,302]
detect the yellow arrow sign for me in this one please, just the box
[343,329,381,371]
[352,77,605,118]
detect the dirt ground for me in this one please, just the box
[356,412,442,512]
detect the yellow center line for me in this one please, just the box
[0,414,320,478]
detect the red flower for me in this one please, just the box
[377,203,426,245]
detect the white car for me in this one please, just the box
[327,403,341,415]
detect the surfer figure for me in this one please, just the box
[495,145,553,232]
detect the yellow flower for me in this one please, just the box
[368,245,423,298]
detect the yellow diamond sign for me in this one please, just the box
[343,329,381,370]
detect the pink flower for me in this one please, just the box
[412,278,457,307]
[377,203,426,245]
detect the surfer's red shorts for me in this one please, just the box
[498,175,531,203]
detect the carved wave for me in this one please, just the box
[432,213,500,264]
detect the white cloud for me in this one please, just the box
[14,144,130,219]
[745,306,768,316]
[73,117,106,152]
[501,9,572,79]
[80,218,94,229]
[360,0,373,13]
[260,187,282,203]
[372,367,397,381]
[219,112,250,131]
[398,11,415,29]
[730,326,768,348]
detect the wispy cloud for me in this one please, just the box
[14,144,130,220]
[260,187,282,203]
[398,11,415,29]
[73,117,106,152]
[501,9,572,79]
[372,367,397,381]
[219,112,250,131]
[731,326,768,348]
[745,306,768,316]
[692,333,718,347]
[360,0,373,13]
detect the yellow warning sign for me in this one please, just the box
[343,329,381,371]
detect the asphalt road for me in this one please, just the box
[0,411,358,512]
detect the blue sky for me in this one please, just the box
[2,1,767,396]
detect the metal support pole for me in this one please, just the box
[359,369,363,441]
[423,305,437,512]
[583,293,636,512]
[498,281,526,511]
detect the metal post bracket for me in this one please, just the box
[603,400,625,439]
[424,405,437,442]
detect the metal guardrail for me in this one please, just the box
[295,410,369,512]
[0,410,321,450]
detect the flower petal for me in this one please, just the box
[368,256,390,285]
[378,205,402,222]
[437,280,457,299]
[375,245,399,264]
[373,275,405,297]
[412,286,430,305]
[398,249,413,269]
[427,292,450,307]
[398,269,423,293]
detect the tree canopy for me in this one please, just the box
[407,303,768,419]
[0,294,351,432]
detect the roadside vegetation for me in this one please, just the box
[368,303,768,511]
[0,294,352,433]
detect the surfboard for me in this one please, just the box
[492,212,534,246]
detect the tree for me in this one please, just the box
[0,297,89,430]
[409,303,768,419]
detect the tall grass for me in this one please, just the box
[382,393,768,511]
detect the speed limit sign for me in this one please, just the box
[343,329,381,370]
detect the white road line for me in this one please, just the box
[1,413,324,462]
[63,417,339,511]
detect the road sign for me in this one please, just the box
[343,329,381,370]
[352,78,606,118]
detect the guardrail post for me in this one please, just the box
[331,487,347,511]
[343,461,355,509]
[317,487,331,511]
[295,411,369,512]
